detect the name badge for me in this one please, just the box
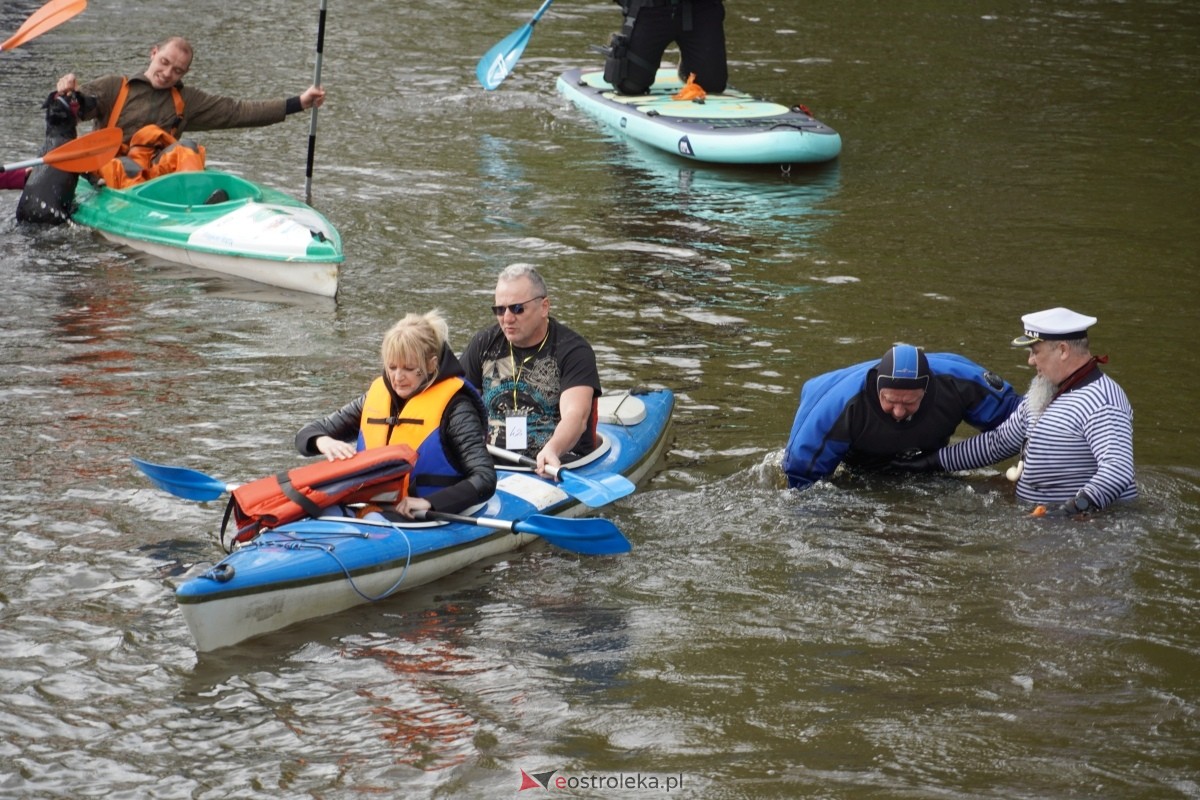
[505,415,528,451]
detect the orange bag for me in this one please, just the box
[98,124,206,189]
[672,73,707,101]
[221,444,417,547]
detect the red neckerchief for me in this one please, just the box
[1052,355,1107,402]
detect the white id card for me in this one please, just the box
[505,415,528,451]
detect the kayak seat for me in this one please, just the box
[132,170,263,207]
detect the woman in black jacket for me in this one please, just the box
[294,310,496,518]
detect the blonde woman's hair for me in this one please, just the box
[380,310,448,376]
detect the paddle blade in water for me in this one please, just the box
[513,514,631,555]
[423,509,631,556]
[476,26,532,90]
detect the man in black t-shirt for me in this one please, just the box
[460,264,602,476]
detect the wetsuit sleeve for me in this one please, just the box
[782,370,860,489]
[960,374,1020,430]
[424,393,497,514]
[294,395,366,456]
[964,387,1021,430]
[927,353,1021,431]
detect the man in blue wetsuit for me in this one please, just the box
[782,344,1020,490]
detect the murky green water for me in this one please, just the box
[1,0,1197,797]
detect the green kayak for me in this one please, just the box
[72,169,343,297]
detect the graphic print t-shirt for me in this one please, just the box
[461,318,601,457]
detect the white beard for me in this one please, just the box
[1025,374,1057,419]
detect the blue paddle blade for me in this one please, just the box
[476,0,555,90]
[476,25,532,90]
[557,469,637,508]
[513,514,631,555]
[130,457,230,502]
[424,506,630,556]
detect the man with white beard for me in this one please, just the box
[900,307,1137,515]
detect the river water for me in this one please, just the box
[1,0,1197,798]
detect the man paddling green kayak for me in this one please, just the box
[52,34,324,190]
[20,33,326,224]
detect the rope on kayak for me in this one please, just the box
[198,525,415,602]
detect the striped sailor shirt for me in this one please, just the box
[938,370,1136,508]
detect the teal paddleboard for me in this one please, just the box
[556,67,841,165]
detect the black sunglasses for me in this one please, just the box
[491,295,545,316]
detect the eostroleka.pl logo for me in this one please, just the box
[518,769,685,793]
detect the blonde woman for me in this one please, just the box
[295,310,495,518]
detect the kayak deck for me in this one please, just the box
[72,169,342,297]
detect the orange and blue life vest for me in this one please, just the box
[359,376,464,498]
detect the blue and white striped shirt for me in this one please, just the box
[939,372,1136,508]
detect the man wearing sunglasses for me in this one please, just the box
[461,264,602,477]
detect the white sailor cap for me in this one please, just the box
[1012,307,1097,346]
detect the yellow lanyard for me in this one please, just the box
[509,330,549,411]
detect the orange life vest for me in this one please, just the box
[222,444,418,547]
[359,376,466,497]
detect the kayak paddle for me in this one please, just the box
[1,0,88,51]
[420,509,631,556]
[1,127,122,174]
[131,457,236,502]
[475,0,554,91]
[303,0,327,205]
[131,457,632,556]
[487,444,636,507]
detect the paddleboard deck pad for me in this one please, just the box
[556,67,841,165]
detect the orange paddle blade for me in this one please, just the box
[1,0,88,51]
[43,127,123,172]
[1,128,122,174]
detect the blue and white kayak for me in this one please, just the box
[172,388,674,652]
[72,169,343,297]
[556,67,842,165]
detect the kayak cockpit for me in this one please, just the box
[129,171,263,208]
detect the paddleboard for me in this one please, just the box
[556,66,841,165]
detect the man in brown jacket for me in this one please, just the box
[52,36,325,187]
